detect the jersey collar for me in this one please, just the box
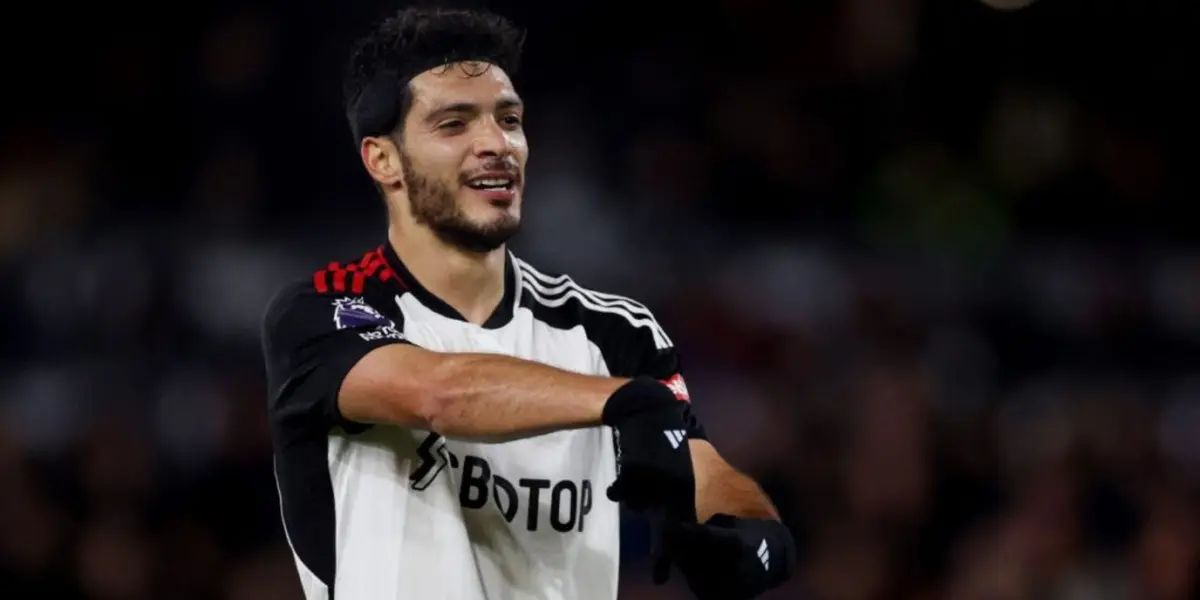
[380,242,517,330]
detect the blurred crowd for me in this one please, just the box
[1,0,1197,599]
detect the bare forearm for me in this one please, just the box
[697,470,778,522]
[422,352,626,440]
[691,440,779,522]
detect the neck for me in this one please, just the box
[387,222,507,326]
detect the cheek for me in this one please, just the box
[412,147,465,185]
[508,134,529,164]
[420,160,460,188]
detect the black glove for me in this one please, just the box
[601,377,697,523]
[653,514,796,600]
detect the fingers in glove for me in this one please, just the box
[648,511,673,585]
[607,471,660,511]
[651,554,672,585]
[606,471,649,503]
[661,521,711,551]
[667,524,746,570]
[605,479,624,502]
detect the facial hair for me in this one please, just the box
[399,148,520,254]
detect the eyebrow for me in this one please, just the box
[496,97,523,111]
[425,97,524,122]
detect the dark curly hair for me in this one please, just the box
[342,7,526,142]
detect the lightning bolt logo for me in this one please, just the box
[409,432,457,490]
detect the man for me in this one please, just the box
[261,7,794,600]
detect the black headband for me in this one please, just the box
[347,53,497,142]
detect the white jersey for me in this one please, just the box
[261,243,703,600]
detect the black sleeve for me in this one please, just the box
[604,317,708,441]
[261,282,412,441]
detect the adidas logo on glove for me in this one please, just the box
[663,430,687,449]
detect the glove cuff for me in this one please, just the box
[710,515,796,587]
[601,376,678,426]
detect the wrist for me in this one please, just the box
[722,516,795,586]
[601,376,678,426]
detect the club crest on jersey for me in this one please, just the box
[332,297,390,330]
[661,373,690,402]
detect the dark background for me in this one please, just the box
[1,0,1197,598]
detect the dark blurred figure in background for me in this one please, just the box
[0,0,1196,599]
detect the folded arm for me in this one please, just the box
[262,282,631,442]
[341,344,626,440]
[690,439,779,523]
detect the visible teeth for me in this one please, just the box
[470,178,511,188]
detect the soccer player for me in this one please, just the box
[261,7,794,600]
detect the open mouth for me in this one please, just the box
[465,176,516,192]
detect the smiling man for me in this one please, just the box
[260,7,794,600]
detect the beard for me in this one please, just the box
[399,149,520,254]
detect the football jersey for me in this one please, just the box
[260,243,705,600]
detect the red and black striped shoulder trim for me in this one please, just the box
[311,247,400,295]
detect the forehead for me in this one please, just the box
[407,62,518,110]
